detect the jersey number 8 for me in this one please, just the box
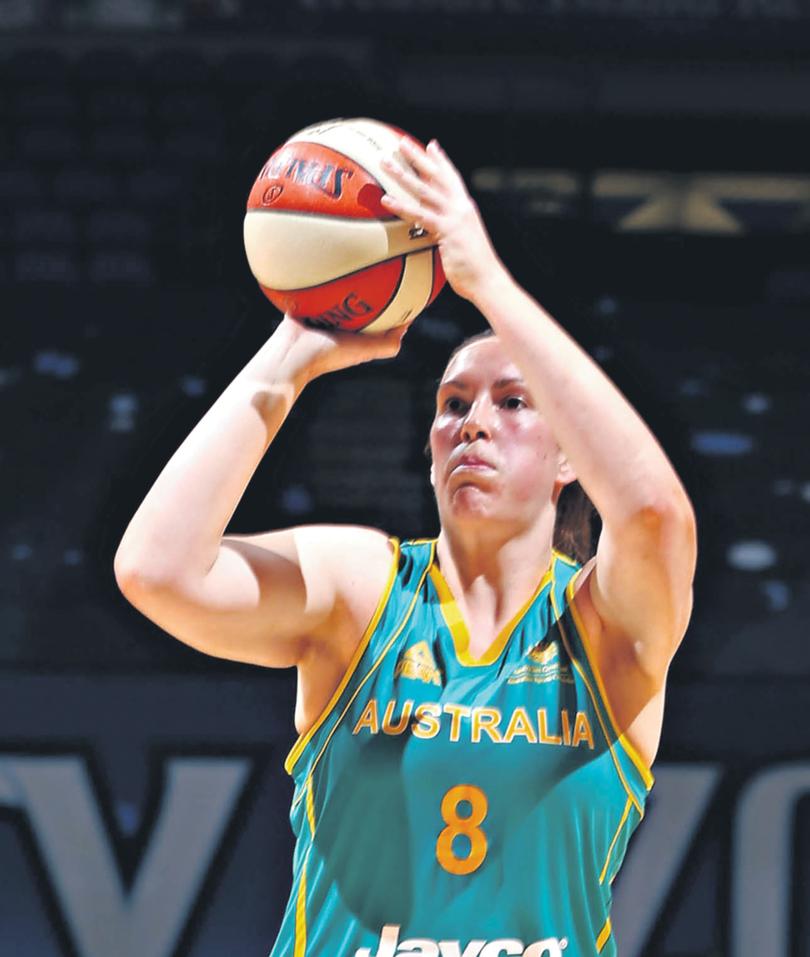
[436,784,489,875]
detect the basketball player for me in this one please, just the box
[115,137,696,956]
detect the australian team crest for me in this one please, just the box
[509,638,573,685]
[527,639,560,665]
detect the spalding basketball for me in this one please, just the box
[243,117,446,334]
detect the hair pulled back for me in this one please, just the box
[430,330,596,565]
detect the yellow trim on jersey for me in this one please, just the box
[294,847,310,957]
[429,548,554,667]
[552,548,578,567]
[599,797,632,884]
[305,776,316,838]
[550,581,644,818]
[284,536,401,775]
[293,773,318,956]
[291,541,436,811]
[596,916,612,953]
[565,570,655,790]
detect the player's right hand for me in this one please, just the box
[280,313,412,380]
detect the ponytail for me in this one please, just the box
[553,481,596,565]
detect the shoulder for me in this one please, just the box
[291,526,400,736]
[304,524,399,637]
[310,523,397,580]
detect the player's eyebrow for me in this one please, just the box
[438,376,526,390]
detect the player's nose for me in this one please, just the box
[460,398,494,442]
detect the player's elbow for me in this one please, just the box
[628,489,698,570]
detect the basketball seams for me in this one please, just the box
[257,134,390,202]
[244,211,436,289]
[246,207,399,223]
[260,253,404,294]
[362,249,434,332]
[246,139,392,222]
[282,139,388,197]
[260,257,409,332]
[285,117,415,202]
[368,249,409,325]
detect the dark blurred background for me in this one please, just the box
[2,2,810,956]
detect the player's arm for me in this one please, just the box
[474,270,696,687]
[470,282,695,690]
[116,523,393,668]
[381,138,697,688]
[114,315,407,667]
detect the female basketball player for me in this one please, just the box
[115,137,696,957]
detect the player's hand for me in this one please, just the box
[380,138,507,304]
[280,314,411,381]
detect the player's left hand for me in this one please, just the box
[380,138,506,304]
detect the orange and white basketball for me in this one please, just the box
[243,117,446,334]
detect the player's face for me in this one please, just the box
[429,338,568,527]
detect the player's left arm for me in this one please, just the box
[577,506,696,688]
[380,136,697,689]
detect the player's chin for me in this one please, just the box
[446,481,500,514]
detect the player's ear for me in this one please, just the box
[556,453,576,488]
[430,461,436,488]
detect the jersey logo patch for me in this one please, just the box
[509,639,573,685]
[527,639,558,664]
[395,641,442,686]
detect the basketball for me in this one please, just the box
[243,118,446,334]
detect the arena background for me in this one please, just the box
[2,2,810,955]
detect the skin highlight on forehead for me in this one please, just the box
[440,336,523,390]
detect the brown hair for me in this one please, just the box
[428,329,596,565]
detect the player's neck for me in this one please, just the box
[435,514,555,619]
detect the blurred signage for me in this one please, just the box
[0,754,252,957]
[473,169,810,234]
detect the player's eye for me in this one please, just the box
[443,396,467,413]
[502,395,526,410]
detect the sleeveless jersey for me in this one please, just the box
[270,538,654,957]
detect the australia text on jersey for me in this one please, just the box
[352,700,595,749]
[355,924,569,957]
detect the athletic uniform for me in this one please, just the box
[271,538,654,957]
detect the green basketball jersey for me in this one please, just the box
[270,538,654,957]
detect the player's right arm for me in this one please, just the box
[113,315,408,668]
